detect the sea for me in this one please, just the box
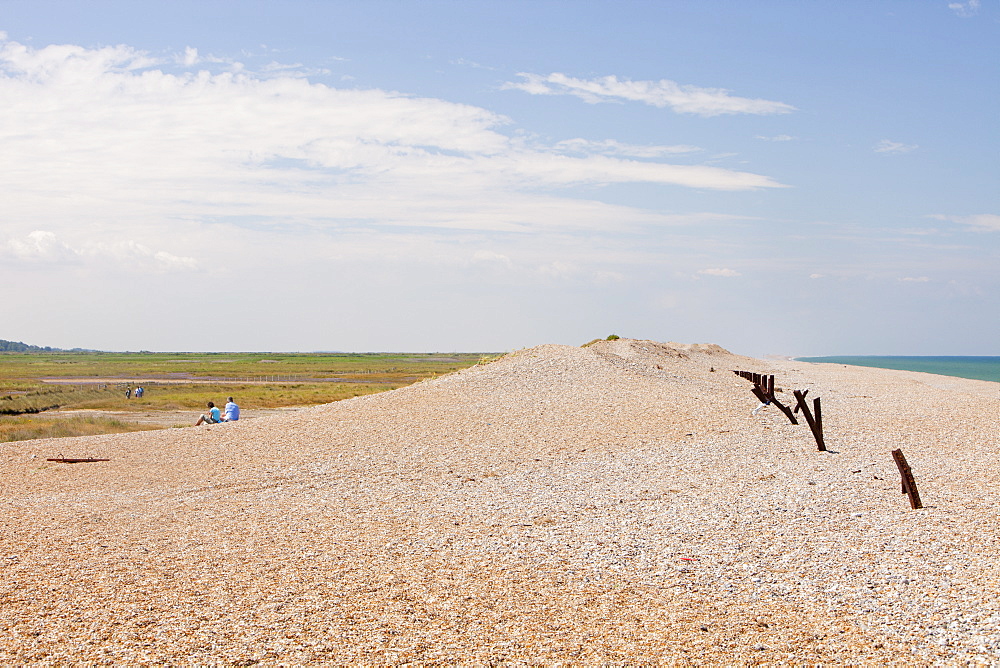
[795,356,1000,384]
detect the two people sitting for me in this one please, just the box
[195,396,240,425]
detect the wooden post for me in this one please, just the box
[814,397,822,441]
[752,380,799,425]
[891,449,923,509]
[792,388,808,413]
[793,390,826,451]
[735,370,798,425]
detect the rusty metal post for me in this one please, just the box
[793,390,826,451]
[891,449,923,509]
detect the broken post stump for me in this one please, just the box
[793,390,826,451]
[891,449,923,509]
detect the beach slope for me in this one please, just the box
[2,339,999,663]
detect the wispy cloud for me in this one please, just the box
[0,231,198,272]
[451,58,496,71]
[0,36,787,253]
[171,45,331,78]
[502,72,796,116]
[471,250,512,266]
[930,214,1000,231]
[948,0,980,17]
[697,268,741,277]
[756,134,797,142]
[554,138,701,158]
[874,139,918,154]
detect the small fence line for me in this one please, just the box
[732,369,922,509]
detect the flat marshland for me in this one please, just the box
[2,339,1000,663]
[0,351,486,441]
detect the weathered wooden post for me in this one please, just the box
[750,375,799,425]
[734,370,798,424]
[793,390,826,451]
[891,449,923,509]
[814,396,822,440]
[792,388,808,413]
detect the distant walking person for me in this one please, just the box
[135,386,144,399]
[224,396,240,422]
[125,387,131,399]
[195,401,222,425]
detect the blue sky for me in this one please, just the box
[0,1,997,355]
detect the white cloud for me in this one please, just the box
[504,152,784,190]
[260,61,332,79]
[698,268,741,277]
[538,260,576,279]
[180,46,200,66]
[471,250,512,266]
[899,276,930,283]
[594,270,625,283]
[0,36,787,252]
[0,35,804,353]
[0,230,198,272]
[948,0,980,17]
[756,134,796,142]
[503,72,796,116]
[554,138,701,158]
[83,240,200,272]
[930,214,1000,231]
[451,58,495,71]
[2,230,78,263]
[874,139,918,154]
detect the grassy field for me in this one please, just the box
[0,351,493,442]
[0,415,162,443]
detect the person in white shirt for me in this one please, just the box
[224,397,240,422]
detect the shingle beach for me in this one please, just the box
[2,338,999,664]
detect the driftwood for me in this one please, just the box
[46,457,110,464]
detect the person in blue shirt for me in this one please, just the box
[195,401,222,425]
[223,397,240,422]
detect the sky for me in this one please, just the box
[0,1,997,356]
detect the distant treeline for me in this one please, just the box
[0,339,91,353]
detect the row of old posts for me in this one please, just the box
[732,370,922,509]
[733,371,803,429]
